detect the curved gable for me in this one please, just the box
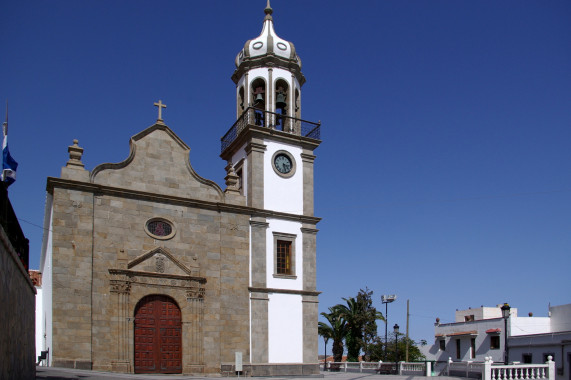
[91,123,223,201]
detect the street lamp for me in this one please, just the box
[501,303,511,364]
[382,294,397,360]
[394,324,400,363]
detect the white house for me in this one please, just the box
[426,303,571,380]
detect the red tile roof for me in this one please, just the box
[29,270,42,286]
[447,330,478,336]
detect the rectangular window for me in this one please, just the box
[522,354,532,364]
[236,168,243,193]
[439,339,446,351]
[465,315,475,322]
[276,240,292,275]
[456,339,461,359]
[273,232,296,278]
[490,336,500,349]
[471,338,476,359]
[235,159,244,196]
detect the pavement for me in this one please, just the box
[35,366,467,380]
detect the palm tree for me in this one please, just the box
[318,307,347,363]
[336,289,386,362]
[318,319,331,363]
[335,297,363,361]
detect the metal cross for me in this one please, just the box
[154,100,167,121]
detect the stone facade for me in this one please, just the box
[42,123,258,374]
[0,216,36,380]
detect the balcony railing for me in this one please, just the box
[221,107,321,153]
[0,184,29,270]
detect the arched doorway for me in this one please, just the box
[134,295,182,374]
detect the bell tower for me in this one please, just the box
[220,1,322,375]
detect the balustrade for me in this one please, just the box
[221,107,321,153]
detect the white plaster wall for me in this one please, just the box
[263,141,303,214]
[266,218,303,290]
[247,68,270,90]
[35,287,43,359]
[550,304,571,333]
[39,197,53,365]
[433,319,505,362]
[271,68,293,86]
[455,306,518,322]
[268,293,303,363]
[511,317,552,336]
[510,331,571,366]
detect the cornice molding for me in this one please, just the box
[248,286,321,297]
[46,177,321,225]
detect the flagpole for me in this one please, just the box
[2,100,18,187]
[1,100,7,182]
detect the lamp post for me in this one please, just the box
[382,295,397,360]
[501,303,511,364]
[394,324,400,373]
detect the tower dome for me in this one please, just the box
[232,0,305,86]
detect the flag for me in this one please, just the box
[2,103,18,186]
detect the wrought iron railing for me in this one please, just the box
[221,107,321,153]
[0,184,29,270]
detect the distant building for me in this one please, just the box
[427,304,571,380]
[509,304,571,380]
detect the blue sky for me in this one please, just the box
[2,1,570,348]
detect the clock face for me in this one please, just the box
[274,153,292,174]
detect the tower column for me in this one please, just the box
[250,217,269,363]
[301,150,316,216]
[245,139,266,209]
[302,294,319,364]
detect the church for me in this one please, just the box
[38,2,322,375]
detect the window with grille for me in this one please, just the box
[276,240,291,275]
[145,218,175,240]
[273,232,296,278]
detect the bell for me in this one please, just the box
[255,93,264,104]
[276,93,287,110]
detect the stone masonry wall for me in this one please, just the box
[50,187,94,369]
[0,224,36,380]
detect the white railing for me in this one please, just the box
[402,361,428,374]
[446,356,556,380]
[447,359,485,378]
[323,361,431,376]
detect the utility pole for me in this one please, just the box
[406,299,410,362]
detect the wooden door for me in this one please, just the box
[134,295,182,374]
